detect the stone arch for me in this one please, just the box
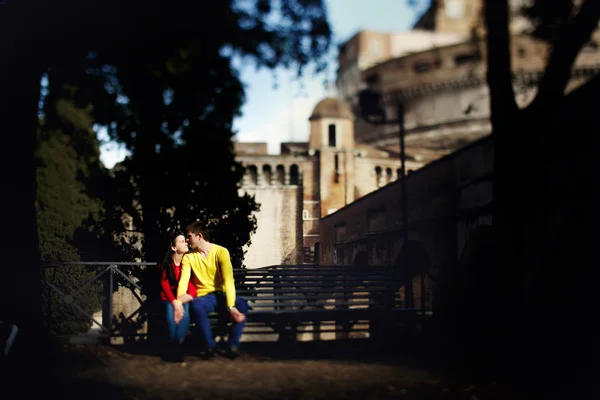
[435,224,494,358]
[289,164,300,185]
[393,240,433,309]
[385,167,393,184]
[352,251,369,267]
[246,165,258,185]
[454,224,495,309]
[262,164,272,185]
[275,165,285,185]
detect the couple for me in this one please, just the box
[159,221,248,362]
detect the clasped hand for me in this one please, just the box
[173,300,185,324]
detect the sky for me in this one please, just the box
[99,0,423,168]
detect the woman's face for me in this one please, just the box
[172,235,189,255]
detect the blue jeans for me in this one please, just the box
[163,301,190,343]
[190,292,248,349]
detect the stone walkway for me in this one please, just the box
[32,339,526,400]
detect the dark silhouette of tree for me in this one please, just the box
[39,1,331,264]
[484,0,600,393]
[408,1,600,392]
[0,1,331,386]
[36,71,129,334]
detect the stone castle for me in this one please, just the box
[235,0,600,269]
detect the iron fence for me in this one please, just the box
[40,261,157,342]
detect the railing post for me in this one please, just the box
[108,265,114,342]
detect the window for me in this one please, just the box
[454,53,479,66]
[445,0,464,19]
[302,210,309,220]
[247,165,258,185]
[275,165,285,184]
[289,164,300,185]
[328,124,336,147]
[334,154,340,183]
[413,61,431,74]
[262,165,272,185]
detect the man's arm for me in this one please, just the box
[177,255,192,298]
[176,280,196,303]
[218,247,245,323]
[218,247,236,308]
[174,254,192,323]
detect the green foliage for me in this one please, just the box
[36,73,130,334]
[36,128,104,334]
[37,0,332,267]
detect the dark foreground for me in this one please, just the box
[2,337,592,399]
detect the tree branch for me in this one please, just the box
[531,0,600,109]
[485,0,519,133]
[562,71,600,117]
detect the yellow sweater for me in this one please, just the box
[177,244,236,307]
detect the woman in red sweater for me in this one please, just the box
[159,232,196,361]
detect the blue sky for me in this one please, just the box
[100,0,422,167]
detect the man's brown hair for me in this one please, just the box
[186,220,211,241]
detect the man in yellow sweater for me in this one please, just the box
[173,221,248,359]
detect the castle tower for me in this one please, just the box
[434,0,483,36]
[308,97,356,217]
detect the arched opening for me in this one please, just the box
[328,124,336,147]
[289,164,300,185]
[352,251,369,267]
[247,165,258,185]
[385,167,393,184]
[393,240,433,309]
[262,164,272,185]
[375,166,382,187]
[437,224,494,358]
[334,154,340,183]
[275,165,285,185]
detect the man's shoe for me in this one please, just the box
[226,346,241,360]
[201,348,216,360]
[163,341,184,363]
[173,342,185,363]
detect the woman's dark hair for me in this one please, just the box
[160,232,185,287]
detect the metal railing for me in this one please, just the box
[40,261,157,342]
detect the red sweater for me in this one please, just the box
[160,261,197,302]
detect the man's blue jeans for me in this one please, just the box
[190,292,249,349]
[163,301,190,343]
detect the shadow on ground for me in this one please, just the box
[6,335,595,400]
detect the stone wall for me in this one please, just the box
[241,185,303,269]
[319,134,494,269]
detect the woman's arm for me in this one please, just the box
[159,267,176,303]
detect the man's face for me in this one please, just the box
[186,231,201,249]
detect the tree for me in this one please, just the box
[36,72,127,334]
[37,0,331,264]
[0,0,332,377]
[484,0,600,391]
[405,0,600,390]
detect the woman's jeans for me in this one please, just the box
[162,301,190,343]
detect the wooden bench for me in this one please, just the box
[209,264,428,343]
